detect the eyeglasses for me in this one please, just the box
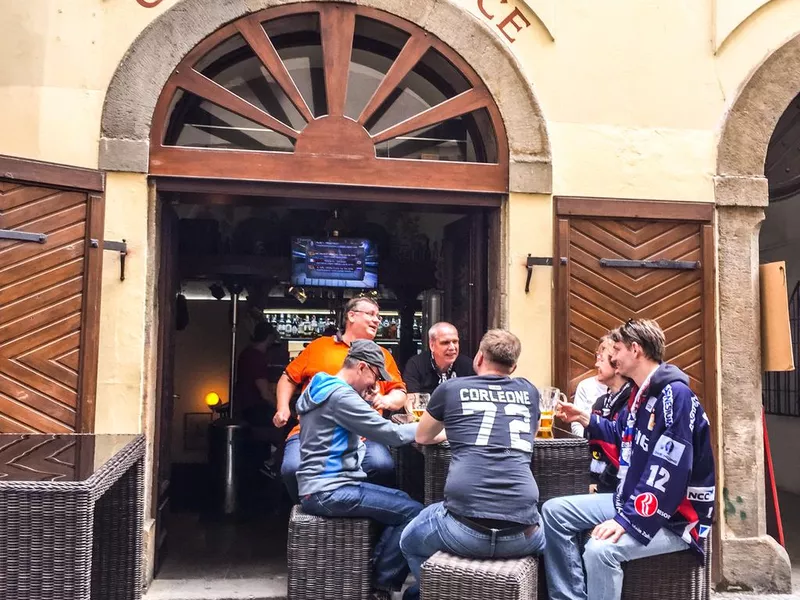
[351,309,380,319]
[366,364,382,381]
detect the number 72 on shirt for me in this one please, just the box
[461,401,534,452]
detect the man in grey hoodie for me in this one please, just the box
[297,339,424,600]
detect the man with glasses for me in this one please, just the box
[275,297,407,501]
[297,340,423,600]
[542,319,715,600]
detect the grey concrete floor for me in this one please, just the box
[143,490,800,600]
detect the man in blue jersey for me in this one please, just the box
[295,340,423,600]
[400,329,545,594]
[542,319,715,600]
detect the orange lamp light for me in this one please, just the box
[205,392,221,407]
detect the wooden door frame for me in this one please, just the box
[554,196,715,399]
[0,155,105,433]
[554,196,720,580]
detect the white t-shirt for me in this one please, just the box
[572,376,607,436]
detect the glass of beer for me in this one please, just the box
[407,393,430,422]
[538,387,567,438]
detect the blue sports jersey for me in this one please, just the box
[427,374,541,525]
[587,363,715,555]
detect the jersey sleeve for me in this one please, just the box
[614,384,695,545]
[379,347,406,395]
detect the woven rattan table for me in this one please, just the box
[0,433,145,600]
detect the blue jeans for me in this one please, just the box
[541,493,689,600]
[400,502,545,600]
[281,434,395,502]
[301,483,423,599]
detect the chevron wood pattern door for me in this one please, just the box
[0,162,104,434]
[555,199,716,430]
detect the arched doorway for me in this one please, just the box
[109,1,551,591]
[715,32,800,594]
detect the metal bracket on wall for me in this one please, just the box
[0,229,47,244]
[525,254,567,293]
[599,258,700,270]
[91,238,128,281]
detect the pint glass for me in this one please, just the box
[538,387,567,438]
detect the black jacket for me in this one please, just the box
[403,352,475,394]
[588,380,632,492]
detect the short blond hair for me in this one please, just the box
[479,329,521,369]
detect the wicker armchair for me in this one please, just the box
[287,505,376,600]
[422,443,451,505]
[392,444,425,504]
[531,437,591,504]
[421,552,538,600]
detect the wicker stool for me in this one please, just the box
[287,505,375,600]
[421,552,538,600]
[621,537,710,600]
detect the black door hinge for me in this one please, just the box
[0,229,47,244]
[525,254,567,293]
[91,238,128,281]
[599,258,700,270]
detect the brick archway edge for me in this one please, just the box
[99,0,552,193]
[713,31,800,593]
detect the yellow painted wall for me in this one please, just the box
[1,0,799,429]
[506,193,554,386]
[94,172,151,434]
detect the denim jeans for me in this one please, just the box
[281,434,395,502]
[541,493,689,600]
[400,502,546,600]
[301,482,423,599]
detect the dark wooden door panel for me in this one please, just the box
[557,214,714,425]
[0,178,102,434]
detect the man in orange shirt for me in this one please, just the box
[274,297,407,501]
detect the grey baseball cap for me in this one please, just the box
[347,339,391,381]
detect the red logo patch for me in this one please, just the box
[634,492,658,517]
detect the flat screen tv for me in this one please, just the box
[291,237,378,289]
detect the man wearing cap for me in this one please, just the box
[275,297,407,501]
[297,340,424,600]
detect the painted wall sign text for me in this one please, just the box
[478,0,531,43]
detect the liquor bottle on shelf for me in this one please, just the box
[310,315,318,335]
[291,317,299,337]
[388,317,398,339]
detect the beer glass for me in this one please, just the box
[406,393,430,422]
[538,387,567,438]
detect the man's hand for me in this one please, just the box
[591,519,626,543]
[555,401,591,428]
[273,407,291,428]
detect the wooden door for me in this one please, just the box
[0,156,104,433]
[153,200,179,574]
[555,198,717,431]
[443,212,486,356]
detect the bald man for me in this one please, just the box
[403,322,475,395]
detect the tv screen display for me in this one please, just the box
[291,237,378,289]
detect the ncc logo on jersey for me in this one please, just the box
[634,492,659,517]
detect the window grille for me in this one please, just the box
[763,281,800,416]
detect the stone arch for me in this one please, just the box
[99,0,551,193]
[713,31,800,593]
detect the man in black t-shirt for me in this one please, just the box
[400,330,544,597]
[403,322,475,394]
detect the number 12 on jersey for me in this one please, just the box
[462,401,533,452]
